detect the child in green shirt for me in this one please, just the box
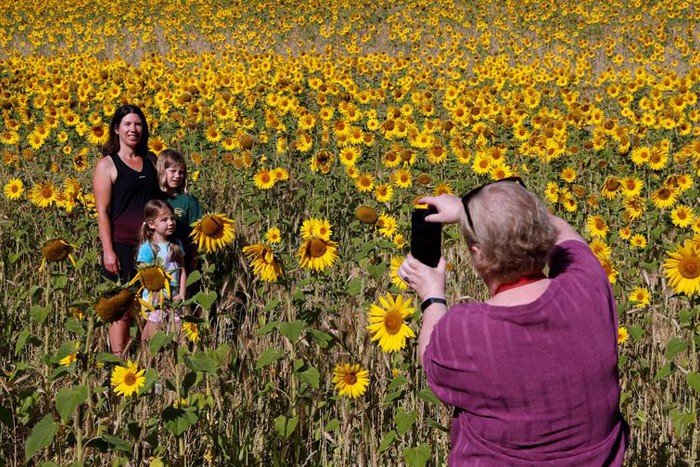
[157,149,203,274]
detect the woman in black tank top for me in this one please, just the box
[92,105,161,356]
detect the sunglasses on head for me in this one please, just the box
[461,177,527,233]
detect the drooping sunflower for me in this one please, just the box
[242,243,282,282]
[111,360,146,397]
[40,239,77,270]
[663,240,700,296]
[355,206,378,224]
[4,178,24,200]
[298,237,338,271]
[190,214,236,253]
[95,288,140,322]
[332,363,369,399]
[129,263,175,306]
[366,292,416,353]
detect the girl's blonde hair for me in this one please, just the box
[156,149,188,193]
[138,199,184,266]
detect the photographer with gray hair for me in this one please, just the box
[399,179,629,466]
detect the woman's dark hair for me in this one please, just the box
[102,105,150,157]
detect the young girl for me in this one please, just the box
[156,150,202,274]
[137,200,187,342]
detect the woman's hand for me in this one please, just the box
[398,254,447,302]
[102,249,120,275]
[418,194,465,225]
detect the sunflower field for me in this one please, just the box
[1,0,700,465]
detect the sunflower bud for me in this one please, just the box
[239,133,254,150]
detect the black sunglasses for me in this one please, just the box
[461,177,527,232]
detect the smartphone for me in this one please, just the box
[411,206,442,267]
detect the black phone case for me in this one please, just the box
[411,207,442,267]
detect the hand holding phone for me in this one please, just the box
[411,206,442,267]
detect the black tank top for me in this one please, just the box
[109,154,161,246]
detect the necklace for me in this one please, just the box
[494,272,546,295]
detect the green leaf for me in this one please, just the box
[148,331,172,354]
[264,298,280,312]
[394,408,417,436]
[162,406,199,437]
[141,369,159,394]
[54,341,79,364]
[417,387,440,405]
[628,324,644,341]
[25,414,58,462]
[257,320,280,336]
[185,270,201,287]
[185,352,218,376]
[30,305,51,324]
[403,443,431,467]
[101,433,133,455]
[387,376,407,392]
[347,278,363,296]
[15,330,31,355]
[384,389,403,405]
[64,318,85,336]
[309,329,333,349]
[426,419,450,432]
[256,348,284,369]
[194,291,217,311]
[654,362,674,381]
[52,274,68,289]
[325,418,340,432]
[274,415,299,439]
[279,320,306,343]
[96,353,123,365]
[295,366,320,389]
[670,408,696,439]
[687,372,700,394]
[55,385,88,422]
[367,263,387,280]
[665,337,688,361]
[379,430,397,453]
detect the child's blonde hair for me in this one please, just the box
[157,149,188,193]
[138,199,184,266]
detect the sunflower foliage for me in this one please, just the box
[2,0,700,465]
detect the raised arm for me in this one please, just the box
[93,157,118,275]
[417,194,466,225]
[548,213,585,245]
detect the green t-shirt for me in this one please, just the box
[167,193,203,256]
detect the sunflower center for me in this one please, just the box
[308,239,327,258]
[383,310,403,335]
[124,373,137,386]
[680,257,700,279]
[605,179,620,191]
[344,373,358,385]
[657,188,671,200]
[201,216,224,236]
[595,219,605,230]
[41,186,54,198]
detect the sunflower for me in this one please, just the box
[111,360,146,397]
[671,206,694,228]
[651,187,678,209]
[182,321,200,342]
[629,234,647,249]
[266,227,282,244]
[298,237,338,271]
[272,167,289,181]
[377,214,397,238]
[242,243,282,282]
[560,167,577,183]
[589,239,611,261]
[28,181,57,208]
[95,288,140,322]
[366,292,416,353]
[374,183,393,203]
[664,240,700,296]
[617,327,629,345]
[190,214,236,253]
[391,169,412,188]
[129,263,175,306]
[355,173,374,192]
[40,239,77,270]
[87,124,109,146]
[629,287,651,307]
[253,169,275,189]
[300,218,332,240]
[600,177,621,200]
[332,363,369,398]
[4,178,24,200]
[586,215,609,238]
[390,256,409,290]
[355,206,378,224]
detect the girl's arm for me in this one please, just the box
[177,267,187,302]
